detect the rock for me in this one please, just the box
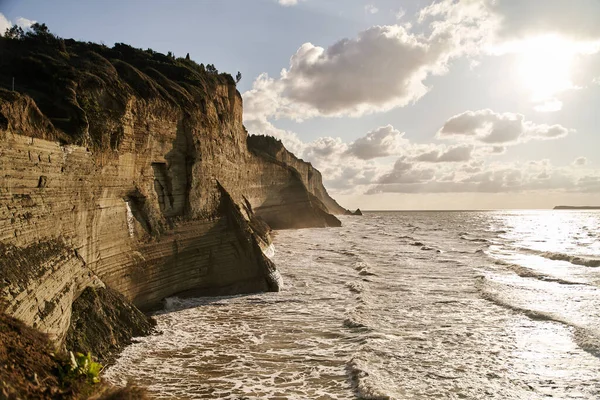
[0,312,68,399]
[352,208,363,216]
[65,286,156,365]
[0,311,149,398]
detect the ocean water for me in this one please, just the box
[105,211,600,399]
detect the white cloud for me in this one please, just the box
[469,59,480,70]
[276,26,433,117]
[395,8,406,20]
[415,145,473,163]
[244,118,305,156]
[367,159,598,195]
[0,13,11,35]
[378,157,436,184]
[246,0,600,124]
[304,136,347,160]
[534,99,563,113]
[365,5,379,14]
[574,157,588,166]
[242,10,490,121]
[15,17,36,30]
[437,109,572,145]
[423,0,600,46]
[0,13,38,36]
[278,0,298,6]
[346,125,407,160]
[420,1,600,111]
[245,116,597,197]
[486,0,600,43]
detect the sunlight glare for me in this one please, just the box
[516,35,576,103]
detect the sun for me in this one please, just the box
[516,35,576,105]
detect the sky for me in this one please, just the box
[1,0,599,210]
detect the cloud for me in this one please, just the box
[278,0,299,6]
[242,9,490,121]
[415,145,473,163]
[573,157,588,166]
[423,0,600,45]
[534,99,563,113]
[367,160,596,195]
[244,116,598,197]
[0,13,38,36]
[365,5,379,14]
[278,26,433,117]
[0,13,10,35]
[244,118,306,156]
[395,8,406,20]
[346,125,407,160]
[438,109,572,145]
[245,0,600,124]
[304,136,347,160]
[378,157,435,184]
[15,17,36,30]
[486,0,600,43]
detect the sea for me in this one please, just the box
[105,210,600,399]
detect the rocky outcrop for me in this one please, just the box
[65,287,155,365]
[0,311,149,399]
[0,33,343,354]
[247,135,347,217]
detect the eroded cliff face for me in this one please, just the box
[247,135,348,219]
[0,36,343,352]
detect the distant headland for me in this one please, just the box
[554,206,600,210]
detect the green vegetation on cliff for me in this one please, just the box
[0,312,148,399]
[0,23,235,149]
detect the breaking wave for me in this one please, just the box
[481,286,600,357]
[537,251,600,268]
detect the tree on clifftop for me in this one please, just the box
[4,25,25,40]
[236,71,242,84]
[206,64,218,74]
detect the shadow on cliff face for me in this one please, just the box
[159,116,195,219]
[247,134,346,225]
[126,183,281,312]
[254,178,342,230]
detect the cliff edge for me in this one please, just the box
[0,27,344,360]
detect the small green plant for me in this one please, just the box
[71,351,102,383]
[58,351,103,384]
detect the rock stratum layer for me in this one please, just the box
[0,33,345,356]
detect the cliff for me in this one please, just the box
[247,135,346,227]
[0,29,344,359]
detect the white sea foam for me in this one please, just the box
[262,243,275,259]
[106,211,600,399]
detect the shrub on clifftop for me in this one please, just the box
[0,22,235,149]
